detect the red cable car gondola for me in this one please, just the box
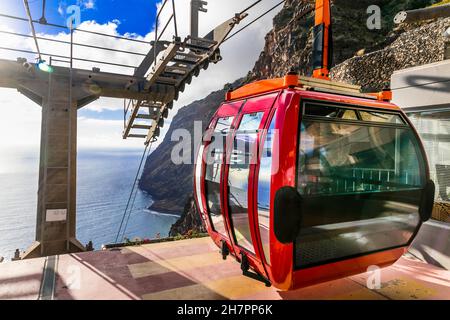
[193,0,435,290]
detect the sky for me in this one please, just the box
[0,0,283,152]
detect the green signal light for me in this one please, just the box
[37,60,54,73]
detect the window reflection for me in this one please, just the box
[228,112,264,253]
[204,116,234,236]
[295,104,425,268]
[298,121,424,195]
[257,115,276,264]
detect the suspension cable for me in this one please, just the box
[22,0,42,60]
[115,142,153,243]
[39,0,47,24]
[224,0,287,43]
[0,13,151,44]
[239,0,264,15]
[120,149,150,241]
[120,141,155,242]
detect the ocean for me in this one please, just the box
[0,149,179,261]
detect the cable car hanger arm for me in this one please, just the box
[312,0,332,80]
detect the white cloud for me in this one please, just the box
[82,0,96,10]
[0,0,282,151]
[77,117,146,149]
[0,88,42,150]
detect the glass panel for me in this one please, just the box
[215,117,234,134]
[305,105,340,118]
[204,117,234,236]
[409,113,450,203]
[298,121,424,195]
[295,192,421,268]
[305,104,358,120]
[359,111,404,124]
[295,106,425,268]
[341,109,358,120]
[228,112,264,253]
[257,116,276,264]
[195,145,205,214]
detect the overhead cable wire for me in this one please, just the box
[22,0,42,60]
[120,141,155,242]
[239,0,264,15]
[0,30,147,56]
[224,0,287,43]
[115,142,152,243]
[0,46,139,69]
[0,13,151,44]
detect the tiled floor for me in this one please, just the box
[1,236,448,300]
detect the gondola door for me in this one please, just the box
[223,93,278,278]
[199,101,242,251]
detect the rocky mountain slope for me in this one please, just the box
[249,0,438,82]
[139,79,243,215]
[139,0,447,236]
[331,17,450,90]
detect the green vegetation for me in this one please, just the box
[103,231,209,249]
[173,229,207,241]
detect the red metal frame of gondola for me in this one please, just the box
[193,0,430,290]
[194,72,429,289]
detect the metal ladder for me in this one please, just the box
[122,0,247,145]
[122,36,220,145]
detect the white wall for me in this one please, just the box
[391,60,450,202]
[391,60,450,111]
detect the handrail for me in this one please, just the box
[0,10,149,72]
[0,30,147,57]
[0,47,139,69]
[153,0,179,68]
[0,13,151,44]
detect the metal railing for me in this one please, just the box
[300,167,421,195]
[0,12,150,72]
[153,0,179,68]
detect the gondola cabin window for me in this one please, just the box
[228,112,265,253]
[295,102,426,268]
[204,116,234,236]
[256,114,277,265]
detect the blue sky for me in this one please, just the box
[4,0,158,35]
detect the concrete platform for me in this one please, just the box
[0,236,449,300]
[409,220,450,270]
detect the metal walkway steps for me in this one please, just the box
[122,13,247,145]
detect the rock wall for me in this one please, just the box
[331,17,450,91]
[169,194,206,236]
[249,0,437,82]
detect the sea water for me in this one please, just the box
[0,148,179,261]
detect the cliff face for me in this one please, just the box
[249,0,436,81]
[139,79,243,214]
[141,0,444,235]
[139,89,224,214]
[169,194,205,236]
[331,17,450,90]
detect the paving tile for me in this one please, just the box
[350,257,450,300]
[142,283,227,300]
[128,252,225,279]
[1,237,448,300]
[0,257,45,300]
